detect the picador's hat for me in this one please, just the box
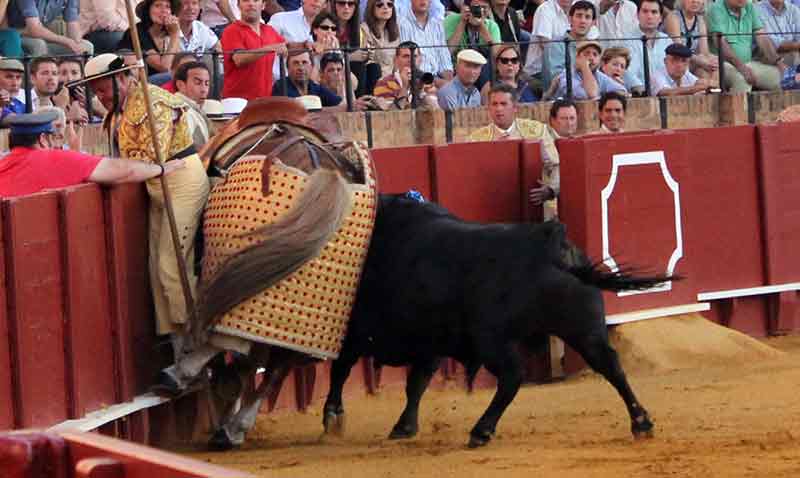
[66,53,141,88]
[6,110,59,135]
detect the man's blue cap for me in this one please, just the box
[6,110,59,135]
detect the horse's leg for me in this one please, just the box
[561,331,653,439]
[322,346,360,436]
[208,347,306,451]
[388,358,441,440]
[209,346,270,430]
[468,345,523,448]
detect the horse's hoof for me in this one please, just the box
[388,423,418,440]
[323,411,346,437]
[208,428,237,452]
[467,432,492,448]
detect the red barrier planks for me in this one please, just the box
[682,126,765,293]
[0,431,69,478]
[433,141,523,222]
[0,206,14,429]
[2,192,69,427]
[371,145,434,198]
[104,184,160,401]
[757,122,800,285]
[558,131,696,315]
[520,140,545,223]
[59,185,117,418]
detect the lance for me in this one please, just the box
[123,0,199,343]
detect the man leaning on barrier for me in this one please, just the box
[72,53,211,361]
[469,83,560,217]
[0,110,185,197]
[548,97,578,139]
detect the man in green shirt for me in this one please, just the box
[707,0,786,92]
[444,0,500,89]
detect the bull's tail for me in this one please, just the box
[567,261,675,293]
[196,168,351,337]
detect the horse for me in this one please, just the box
[193,96,377,450]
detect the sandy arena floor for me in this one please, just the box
[187,319,800,478]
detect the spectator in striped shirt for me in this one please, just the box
[373,41,439,108]
[398,0,454,87]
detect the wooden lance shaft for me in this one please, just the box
[123,0,199,340]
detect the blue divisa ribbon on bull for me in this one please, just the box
[405,189,425,202]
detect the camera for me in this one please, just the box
[469,4,482,17]
[412,69,435,85]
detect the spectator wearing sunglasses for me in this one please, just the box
[362,0,401,78]
[481,45,537,103]
[333,0,382,95]
[311,12,342,69]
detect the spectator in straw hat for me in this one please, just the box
[0,58,25,124]
[550,40,627,100]
[542,0,596,88]
[437,48,485,111]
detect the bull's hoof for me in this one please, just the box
[388,422,418,440]
[208,428,237,452]
[323,411,347,437]
[631,414,655,440]
[467,431,493,448]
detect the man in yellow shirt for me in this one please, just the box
[72,53,210,360]
[469,82,560,211]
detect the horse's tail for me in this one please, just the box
[196,168,351,335]
[567,260,676,293]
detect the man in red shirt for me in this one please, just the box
[221,0,310,100]
[0,110,184,197]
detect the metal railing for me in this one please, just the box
[1,29,793,114]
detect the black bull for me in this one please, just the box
[201,191,671,449]
[320,194,668,447]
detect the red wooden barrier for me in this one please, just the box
[558,131,697,315]
[757,122,800,285]
[371,145,434,198]
[433,140,523,222]
[0,206,14,430]
[0,430,251,478]
[60,185,117,418]
[683,126,765,292]
[2,192,70,428]
[103,184,162,403]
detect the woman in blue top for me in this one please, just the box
[480,44,538,104]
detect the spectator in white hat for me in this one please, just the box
[437,48,485,111]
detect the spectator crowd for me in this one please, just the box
[0,0,799,133]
